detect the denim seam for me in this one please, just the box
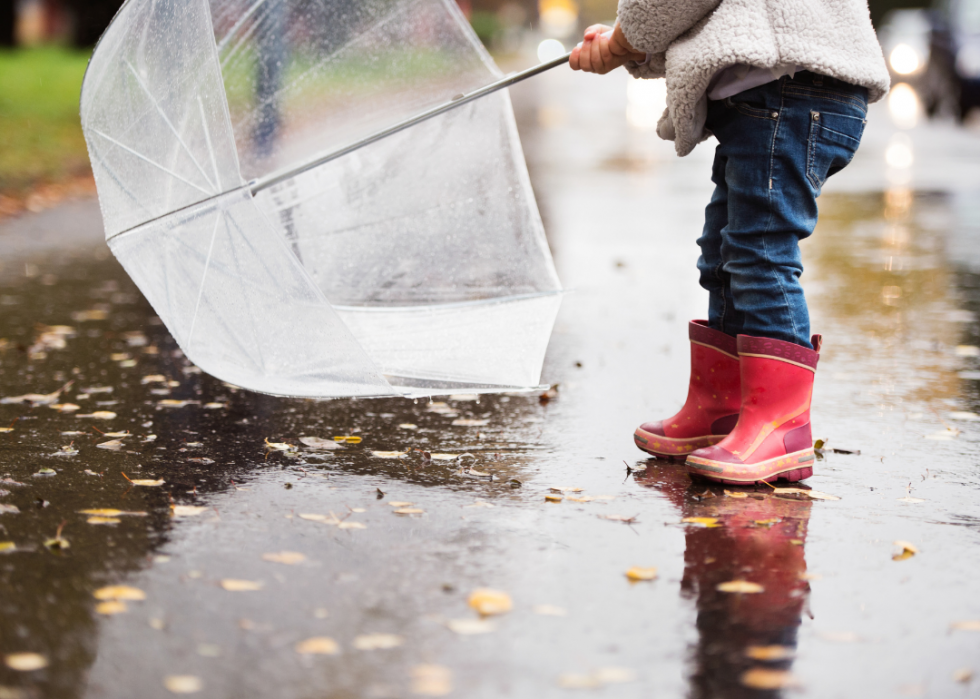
[767,86,801,343]
[806,116,820,189]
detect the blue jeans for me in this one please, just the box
[697,71,868,348]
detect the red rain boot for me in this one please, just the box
[685,334,821,484]
[633,320,741,459]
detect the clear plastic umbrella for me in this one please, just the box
[80,0,567,398]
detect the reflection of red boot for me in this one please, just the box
[686,334,821,484]
[634,321,741,459]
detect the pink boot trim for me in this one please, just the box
[634,321,740,458]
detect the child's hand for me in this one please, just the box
[569,23,645,74]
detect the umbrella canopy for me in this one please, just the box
[80,0,562,398]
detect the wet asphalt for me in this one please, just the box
[1,63,980,699]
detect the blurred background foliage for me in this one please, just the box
[0,0,944,203]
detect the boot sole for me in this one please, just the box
[685,448,815,485]
[633,428,727,458]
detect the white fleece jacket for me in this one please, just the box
[618,0,890,156]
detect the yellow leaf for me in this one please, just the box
[95,600,128,615]
[741,668,799,690]
[371,451,406,458]
[893,540,919,560]
[393,508,425,515]
[49,403,80,413]
[94,585,146,601]
[388,501,413,507]
[79,509,147,517]
[129,479,164,487]
[262,551,306,565]
[0,427,12,433]
[76,411,117,419]
[141,375,166,384]
[545,494,563,503]
[772,487,840,501]
[567,496,595,503]
[429,453,459,460]
[220,579,263,591]
[452,418,488,427]
[625,567,658,581]
[724,489,749,498]
[411,664,453,697]
[295,637,340,655]
[398,423,418,430]
[4,652,48,671]
[163,675,202,694]
[158,400,199,408]
[87,516,121,525]
[338,521,367,530]
[97,439,125,450]
[446,618,495,635]
[333,435,362,443]
[0,542,16,554]
[353,633,404,650]
[549,486,583,493]
[264,438,296,451]
[468,588,512,616]
[716,580,764,594]
[683,517,720,527]
[746,645,794,661]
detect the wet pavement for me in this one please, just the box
[2,64,980,698]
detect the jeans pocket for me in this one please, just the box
[806,110,866,191]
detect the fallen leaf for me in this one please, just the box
[772,488,840,501]
[567,496,595,503]
[949,411,980,421]
[550,486,583,493]
[468,588,512,616]
[97,439,125,451]
[724,490,749,499]
[593,667,637,684]
[372,451,407,458]
[158,400,199,408]
[353,633,404,650]
[262,551,306,565]
[299,437,341,450]
[220,579,263,591]
[754,518,782,526]
[393,508,425,515]
[0,542,16,553]
[683,517,721,527]
[95,600,128,615]
[429,453,459,460]
[0,427,12,433]
[452,418,488,427]
[746,645,795,661]
[333,435,362,443]
[953,668,974,683]
[87,516,121,524]
[950,620,980,632]
[264,438,296,451]
[925,428,959,440]
[126,477,164,487]
[164,675,202,694]
[4,652,48,671]
[557,674,600,689]
[43,536,69,551]
[34,468,56,477]
[76,411,117,420]
[141,375,166,384]
[398,423,418,430]
[0,504,20,514]
[72,309,108,322]
[338,521,367,530]
[625,567,658,582]
[897,497,926,503]
[411,664,452,696]
[446,618,495,635]
[94,585,146,601]
[893,540,919,561]
[295,637,340,655]
[533,604,568,616]
[545,494,563,503]
[171,505,208,518]
[203,402,226,409]
[741,668,799,690]
[388,501,414,507]
[716,580,764,594]
[299,513,340,524]
[50,403,80,413]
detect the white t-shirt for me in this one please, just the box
[706,63,800,101]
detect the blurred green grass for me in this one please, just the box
[0,47,92,193]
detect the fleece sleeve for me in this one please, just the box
[617,0,722,54]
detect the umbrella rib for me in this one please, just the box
[86,138,155,218]
[186,210,223,355]
[90,129,213,196]
[223,212,268,372]
[197,96,223,191]
[125,60,218,193]
[215,0,271,56]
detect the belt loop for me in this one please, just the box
[813,73,824,87]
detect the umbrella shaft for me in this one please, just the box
[250,51,572,195]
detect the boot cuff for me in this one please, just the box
[689,321,738,356]
[737,335,819,370]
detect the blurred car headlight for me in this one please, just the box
[890,44,922,75]
[956,45,980,78]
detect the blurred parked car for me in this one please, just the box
[879,8,933,90]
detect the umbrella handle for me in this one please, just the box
[250,51,573,195]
